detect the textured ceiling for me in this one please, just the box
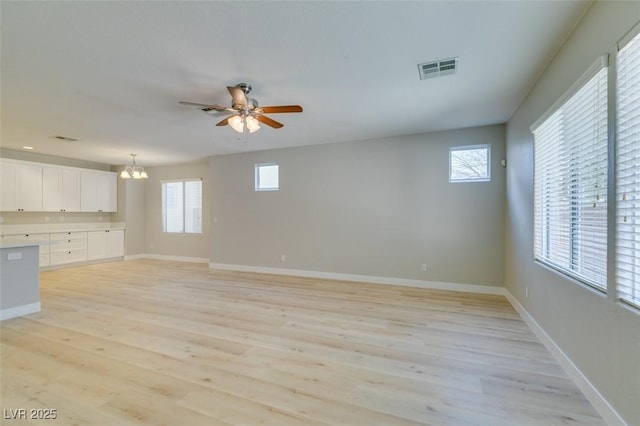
[0,1,591,166]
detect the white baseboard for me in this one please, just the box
[130,254,209,264]
[123,254,147,261]
[504,291,626,426]
[0,302,41,321]
[209,263,506,295]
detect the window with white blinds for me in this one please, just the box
[162,179,202,234]
[532,55,608,290]
[616,23,640,309]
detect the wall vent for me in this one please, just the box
[418,57,459,80]
[50,135,78,142]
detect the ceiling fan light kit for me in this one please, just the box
[120,153,148,179]
[228,114,260,133]
[180,82,303,135]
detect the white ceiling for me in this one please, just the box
[1,1,590,167]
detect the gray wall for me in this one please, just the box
[211,125,505,286]
[143,159,210,259]
[505,2,640,424]
[0,148,112,171]
[114,176,146,256]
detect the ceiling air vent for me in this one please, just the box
[418,57,459,80]
[50,135,78,142]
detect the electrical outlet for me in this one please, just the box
[525,287,529,298]
[421,264,427,272]
[44,216,50,223]
[150,243,154,249]
[281,254,286,262]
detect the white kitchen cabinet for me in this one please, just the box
[0,162,17,211]
[106,229,125,258]
[1,159,117,213]
[2,233,50,267]
[80,171,117,212]
[42,166,81,212]
[0,160,43,212]
[87,229,124,260]
[49,231,87,265]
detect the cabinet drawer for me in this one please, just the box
[50,249,87,265]
[50,231,87,241]
[3,233,50,254]
[50,239,86,252]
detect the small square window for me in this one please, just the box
[449,145,491,182]
[255,163,279,191]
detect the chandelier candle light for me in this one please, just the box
[120,154,148,179]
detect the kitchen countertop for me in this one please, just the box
[0,240,51,249]
[0,222,125,235]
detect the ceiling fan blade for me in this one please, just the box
[259,105,303,114]
[227,86,248,109]
[204,110,232,117]
[256,114,284,129]
[216,117,231,127]
[179,101,229,110]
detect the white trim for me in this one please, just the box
[531,54,609,132]
[618,20,640,52]
[160,177,202,184]
[135,254,209,264]
[504,291,626,426]
[449,144,492,183]
[123,254,147,261]
[209,263,506,295]
[255,163,279,191]
[0,302,41,321]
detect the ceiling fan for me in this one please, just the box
[180,83,303,133]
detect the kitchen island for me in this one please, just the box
[0,240,41,320]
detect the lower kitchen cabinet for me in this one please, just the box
[87,229,125,260]
[49,232,88,266]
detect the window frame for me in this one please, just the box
[161,178,203,234]
[448,144,491,183]
[531,54,609,291]
[615,21,640,309]
[255,162,279,192]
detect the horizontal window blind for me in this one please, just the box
[616,23,640,308]
[162,179,202,234]
[533,56,608,289]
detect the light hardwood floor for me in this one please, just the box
[1,259,604,425]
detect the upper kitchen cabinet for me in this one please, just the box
[42,166,81,212]
[0,160,43,212]
[80,170,117,212]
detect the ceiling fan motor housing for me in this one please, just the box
[236,83,252,94]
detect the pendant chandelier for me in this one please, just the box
[120,154,148,179]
